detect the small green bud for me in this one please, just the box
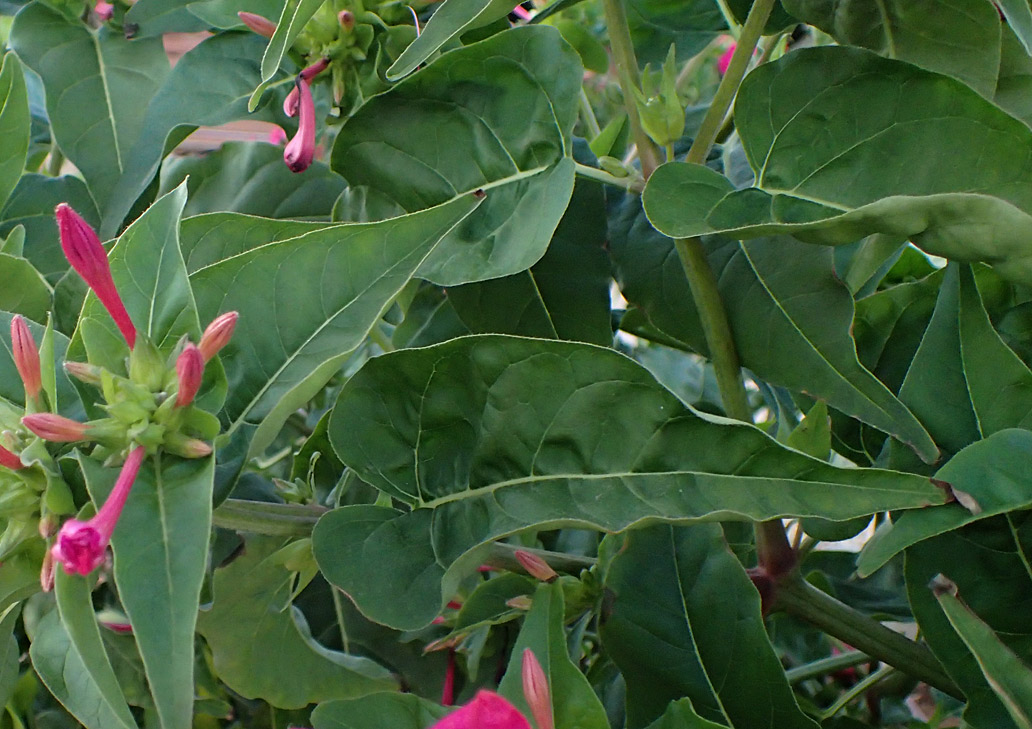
[632,44,685,149]
[598,156,631,178]
[128,336,166,392]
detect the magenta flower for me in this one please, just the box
[284,78,316,173]
[198,311,238,362]
[51,445,145,576]
[718,43,735,75]
[22,413,89,442]
[429,691,532,729]
[56,204,136,348]
[11,315,41,404]
[175,343,203,407]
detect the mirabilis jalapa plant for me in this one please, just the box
[3,0,1032,727]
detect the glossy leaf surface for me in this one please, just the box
[314,335,944,629]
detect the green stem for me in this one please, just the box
[574,161,644,192]
[820,665,895,720]
[775,576,962,699]
[579,89,602,140]
[330,586,350,654]
[46,147,64,177]
[685,0,774,165]
[601,0,662,178]
[664,143,675,163]
[484,542,597,575]
[212,499,326,537]
[367,324,395,353]
[784,650,870,684]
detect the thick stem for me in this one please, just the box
[579,89,602,140]
[601,0,662,178]
[685,0,775,165]
[574,162,644,193]
[212,499,326,536]
[784,650,870,684]
[775,576,962,699]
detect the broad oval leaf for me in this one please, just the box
[188,193,481,493]
[780,0,1002,96]
[197,536,396,708]
[602,524,818,729]
[0,253,50,323]
[250,0,325,110]
[313,335,945,629]
[312,693,449,729]
[0,52,29,214]
[996,0,1032,56]
[331,25,580,286]
[10,4,170,234]
[642,46,1032,286]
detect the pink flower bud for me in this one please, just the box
[163,434,212,459]
[51,445,145,576]
[56,204,136,348]
[175,343,203,407]
[512,4,532,21]
[284,86,300,117]
[718,44,736,75]
[199,311,238,362]
[268,126,287,145]
[429,691,532,729]
[237,11,276,38]
[0,444,21,470]
[22,413,89,442]
[284,78,316,173]
[521,649,553,729]
[100,621,133,634]
[40,550,54,592]
[441,649,456,706]
[338,10,355,30]
[11,315,41,402]
[63,361,104,386]
[94,1,113,20]
[300,57,329,81]
[514,550,558,583]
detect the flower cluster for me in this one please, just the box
[0,204,240,580]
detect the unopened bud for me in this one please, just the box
[175,343,203,407]
[505,595,533,611]
[284,78,316,173]
[300,57,330,81]
[64,361,104,386]
[237,11,276,38]
[40,550,54,593]
[22,414,89,442]
[163,433,212,459]
[38,513,58,538]
[199,311,238,361]
[0,445,20,471]
[11,316,41,403]
[94,1,113,20]
[514,550,558,583]
[338,10,355,30]
[521,649,553,729]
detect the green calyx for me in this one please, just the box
[631,44,685,149]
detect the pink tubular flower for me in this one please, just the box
[718,43,736,75]
[56,204,136,348]
[521,649,553,729]
[429,691,532,729]
[0,444,21,470]
[51,445,145,576]
[22,413,88,442]
[284,78,316,173]
[175,343,203,407]
[512,4,532,21]
[442,649,456,706]
[514,550,558,583]
[199,311,238,361]
[10,315,41,403]
[238,11,276,37]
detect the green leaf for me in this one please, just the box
[934,576,1032,729]
[497,582,609,729]
[602,524,818,729]
[724,0,798,34]
[197,536,395,708]
[79,453,214,729]
[641,47,1032,286]
[906,517,1032,729]
[53,569,138,729]
[0,253,50,323]
[553,20,609,74]
[780,0,1002,96]
[998,0,1032,56]
[313,335,945,629]
[30,610,138,729]
[188,194,481,491]
[624,0,726,65]
[250,0,325,110]
[0,173,99,281]
[124,0,210,38]
[859,429,1032,577]
[105,33,291,239]
[386,0,517,80]
[610,201,938,461]
[332,26,580,286]
[312,693,449,729]
[0,53,30,214]
[643,699,726,729]
[10,4,171,234]
[0,605,20,713]
[447,171,612,344]
[996,24,1032,129]
[160,141,344,219]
